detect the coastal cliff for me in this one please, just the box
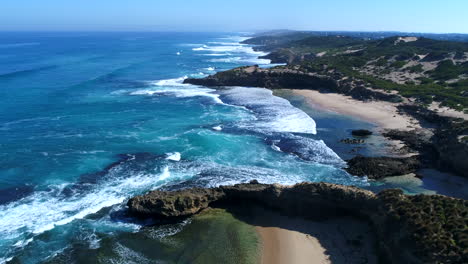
[127,181,468,264]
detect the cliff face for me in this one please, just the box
[127,181,468,264]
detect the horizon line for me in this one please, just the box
[0,29,468,35]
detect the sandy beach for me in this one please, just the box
[256,226,330,264]
[289,89,422,131]
[242,207,377,264]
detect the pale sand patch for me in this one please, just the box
[394,37,418,44]
[257,226,330,264]
[428,102,468,120]
[290,89,421,131]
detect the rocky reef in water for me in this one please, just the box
[127,181,468,264]
[345,156,421,179]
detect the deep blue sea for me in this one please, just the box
[0,32,438,263]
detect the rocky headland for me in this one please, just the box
[127,181,468,264]
[184,65,468,179]
[184,32,468,180]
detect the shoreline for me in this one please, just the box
[287,89,421,132]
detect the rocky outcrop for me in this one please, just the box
[127,188,223,218]
[351,129,373,137]
[128,181,377,219]
[184,65,403,103]
[184,65,338,90]
[340,138,365,144]
[345,156,421,179]
[385,105,468,178]
[127,181,468,264]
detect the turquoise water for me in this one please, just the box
[0,32,372,263]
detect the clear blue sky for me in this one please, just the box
[1,0,467,33]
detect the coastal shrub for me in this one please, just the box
[375,58,387,66]
[378,190,468,263]
[422,51,448,61]
[390,60,407,68]
[418,77,434,84]
[406,64,424,73]
[430,60,462,80]
[275,35,468,111]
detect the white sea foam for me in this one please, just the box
[151,76,189,86]
[200,53,227,56]
[220,87,317,134]
[113,242,152,264]
[208,57,242,63]
[0,42,40,48]
[212,125,222,131]
[165,152,181,161]
[191,37,270,65]
[208,41,246,45]
[271,144,282,152]
[130,77,224,104]
[0,167,181,255]
[193,44,267,58]
[159,167,171,180]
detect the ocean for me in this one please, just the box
[0,32,403,263]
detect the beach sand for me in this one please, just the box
[289,89,421,131]
[256,226,330,264]
[230,206,378,264]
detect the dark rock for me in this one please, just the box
[384,106,468,178]
[128,182,377,220]
[127,188,224,218]
[383,129,433,153]
[184,65,338,90]
[345,156,421,179]
[340,138,365,144]
[351,129,373,137]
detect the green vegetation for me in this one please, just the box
[379,190,468,263]
[264,35,468,110]
[390,60,407,68]
[298,54,466,109]
[406,64,424,73]
[245,33,468,110]
[430,60,468,81]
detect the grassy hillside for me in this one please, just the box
[245,33,468,111]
